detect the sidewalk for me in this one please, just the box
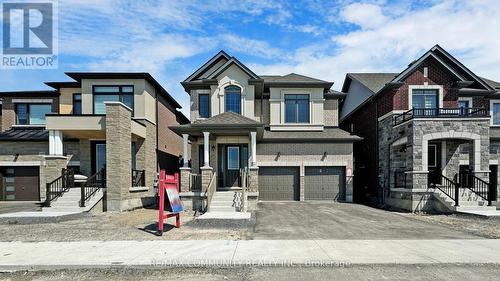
[1,239,500,270]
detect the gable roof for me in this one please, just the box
[206,57,259,80]
[184,51,231,82]
[192,111,261,126]
[340,45,499,122]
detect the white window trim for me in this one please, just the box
[489,99,500,126]
[407,85,444,110]
[458,97,473,107]
[280,90,312,124]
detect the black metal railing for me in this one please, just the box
[393,107,489,126]
[393,170,407,188]
[190,173,202,191]
[80,168,105,207]
[459,171,491,206]
[430,174,460,206]
[132,169,145,187]
[45,168,75,207]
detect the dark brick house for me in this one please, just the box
[340,45,500,213]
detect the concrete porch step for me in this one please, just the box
[209,206,237,212]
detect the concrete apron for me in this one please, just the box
[0,239,500,270]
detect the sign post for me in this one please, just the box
[157,170,183,235]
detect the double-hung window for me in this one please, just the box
[199,94,210,118]
[225,86,241,114]
[15,103,52,125]
[93,86,134,114]
[284,94,309,123]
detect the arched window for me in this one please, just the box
[225,85,241,114]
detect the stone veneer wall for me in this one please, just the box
[379,114,492,212]
[490,141,500,201]
[105,102,154,211]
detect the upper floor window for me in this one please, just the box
[492,101,500,126]
[73,93,82,115]
[225,86,241,114]
[285,94,309,123]
[199,93,210,118]
[15,103,52,125]
[93,86,134,114]
[412,89,438,109]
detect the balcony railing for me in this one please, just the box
[393,107,489,126]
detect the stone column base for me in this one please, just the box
[201,166,214,191]
[248,166,259,192]
[180,167,191,192]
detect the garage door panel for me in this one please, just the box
[305,167,345,201]
[259,167,299,201]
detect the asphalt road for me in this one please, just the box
[252,202,480,239]
[1,265,499,281]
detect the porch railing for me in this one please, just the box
[240,167,249,212]
[190,173,202,191]
[393,169,407,189]
[132,169,145,187]
[393,107,489,126]
[45,168,75,207]
[458,171,491,206]
[80,168,105,207]
[205,172,217,212]
[430,174,460,206]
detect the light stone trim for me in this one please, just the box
[11,98,53,103]
[421,131,481,172]
[0,161,41,166]
[407,84,444,110]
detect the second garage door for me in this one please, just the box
[305,166,345,201]
[259,167,299,201]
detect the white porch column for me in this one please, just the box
[49,130,63,155]
[182,134,189,167]
[203,131,210,167]
[250,131,257,167]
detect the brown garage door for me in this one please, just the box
[0,167,40,201]
[305,166,345,201]
[259,167,299,201]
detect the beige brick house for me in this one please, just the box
[170,51,361,211]
[0,73,188,211]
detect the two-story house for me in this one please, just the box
[0,72,188,212]
[171,51,361,211]
[340,45,500,213]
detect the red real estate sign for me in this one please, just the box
[157,170,183,235]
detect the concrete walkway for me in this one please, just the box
[0,239,500,270]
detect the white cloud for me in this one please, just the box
[253,0,500,89]
[219,34,285,59]
[341,3,387,29]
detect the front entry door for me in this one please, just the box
[490,165,498,200]
[428,143,442,185]
[225,146,240,187]
[218,144,248,188]
[91,141,106,178]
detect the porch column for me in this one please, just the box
[250,131,257,167]
[182,134,189,167]
[203,131,210,167]
[49,130,63,155]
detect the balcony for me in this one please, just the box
[393,108,489,126]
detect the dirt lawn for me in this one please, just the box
[0,208,248,242]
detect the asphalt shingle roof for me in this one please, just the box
[192,111,261,126]
[480,77,500,89]
[261,73,331,84]
[262,127,362,142]
[348,73,398,93]
[0,127,49,141]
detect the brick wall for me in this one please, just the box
[157,94,185,174]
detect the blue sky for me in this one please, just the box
[1,0,500,117]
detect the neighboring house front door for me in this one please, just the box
[428,143,442,185]
[91,141,106,178]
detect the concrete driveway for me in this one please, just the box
[251,202,481,240]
